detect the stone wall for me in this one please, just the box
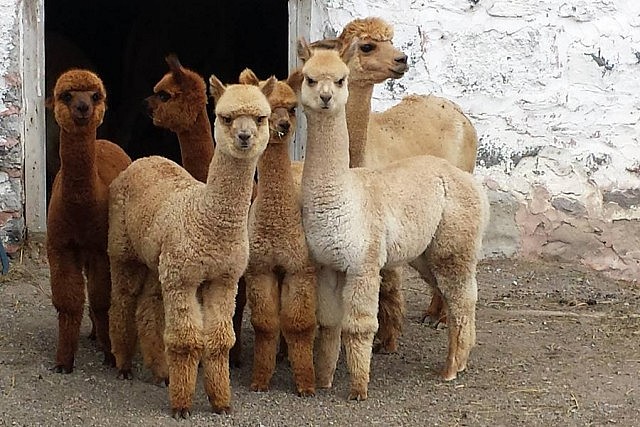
[0,0,23,254]
[311,0,640,281]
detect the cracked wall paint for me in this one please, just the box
[0,0,23,253]
[311,0,640,281]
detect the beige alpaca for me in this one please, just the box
[108,73,274,418]
[238,69,317,396]
[294,40,488,400]
[312,17,479,332]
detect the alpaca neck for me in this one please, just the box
[345,83,374,168]
[257,142,296,202]
[199,149,258,225]
[58,128,97,202]
[303,108,350,183]
[176,107,214,183]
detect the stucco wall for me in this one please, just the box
[310,0,640,281]
[0,0,23,253]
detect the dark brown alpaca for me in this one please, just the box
[142,54,246,369]
[46,69,131,373]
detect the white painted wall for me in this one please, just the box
[308,0,640,281]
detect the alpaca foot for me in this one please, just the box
[172,408,191,420]
[372,339,397,354]
[440,364,462,381]
[210,403,232,415]
[347,384,368,401]
[250,382,269,392]
[296,386,316,397]
[102,352,116,367]
[117,369,133,380]
[52,363,73,374]
[153,376,169,387]
[420,311,447,329]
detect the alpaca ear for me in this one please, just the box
[309,37,343,52]
[165,53,185,84]
[340,38,359,65]
[208,75,226,103]
[297,37,313,63]
[286,69,303,93]
[261,76,277,98]
[239,68,260,86]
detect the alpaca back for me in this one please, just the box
[366,95,478,172]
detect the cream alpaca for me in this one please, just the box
[239,69,317,396]
[108,73,274,418]
[295,40,489,400]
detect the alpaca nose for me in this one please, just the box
[238,132,251,142]
[76,102,89,113]
[320,94,332,105]
[279,121,290,132]
[395,54,408,64]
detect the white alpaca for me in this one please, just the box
[294,39,489,400]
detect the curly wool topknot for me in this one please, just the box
[214,85,271,118]
[338,17,394,43]
[54,69,106,98]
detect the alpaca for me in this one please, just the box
[142,54,247,368]
[108,73,274,418]
[294,40,489,400]
[46,69,132,373]
[238,69,316,396]
[312,17,479,332]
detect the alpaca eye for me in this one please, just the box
[157,91,171,102]
[60,92,72,103]
[221,116,233,125]
[360,43,375,53]
[288,107,296,115]
[256,116,266,124]
[336,78,345,86]
[91,92,102,102]
[306,77,316,86]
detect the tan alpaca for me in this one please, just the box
[140,54,247,370]
[312,17,479,332]
[294,40,488,400]
[46,69,132,373]
[238,69,317,396]
[108,73,274,418]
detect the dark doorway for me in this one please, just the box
[44,0,289,198]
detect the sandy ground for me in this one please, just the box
[0,246,638,426]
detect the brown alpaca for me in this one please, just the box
[312,17,479,339]
[46,69,132,373]
[238,69,316,396]
[108,73,274,418]
[141,54,247,369]
[295,40,488,400]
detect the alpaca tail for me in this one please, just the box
[0,240,9,275]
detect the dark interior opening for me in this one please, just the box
[44,0,289,199]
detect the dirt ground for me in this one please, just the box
[0,246,638,427]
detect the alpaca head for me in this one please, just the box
[144,54,208,132]
[208,71,274,159]
[239,69,298,145]
[311,17,408,85]
[297,38,356,114]
[52,69,107,132]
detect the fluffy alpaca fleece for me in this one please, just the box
[238,69,316,396]
[312,17,479,333]
[108,74,274,418]
[140,55,247,370]
[294,40,489,400]
[46,69,132,373]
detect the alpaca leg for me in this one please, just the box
[229,276,247,368]
[435,272,477,381]
[281,266,317,396]
[414,264,448,327]
[85,251,115,367]
[245,271,280,392]
[136,273,168,384]
[315,267,343,389]
[374,267,404,354]
[200,278,237,414]
[162,279,204,419]
[341,269,380,401]
[49,247,85,373]
[109,259,146,379]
